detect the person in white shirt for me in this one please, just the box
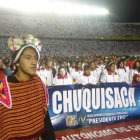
[124,59,130,79]
[90,61,101,83]
[69,61,76,75]
[100,62,120,83]
[77,66,98,85]
[116,59,130,83]
[36,63,48,85]
[46,60,56,86]
[129,61,140,83]
[97,59,105,74]
[71,61,84,84]
[53,66,73,86]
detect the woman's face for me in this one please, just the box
[47,61,53,68]
[119,62,124,68]
[109,64,115,72]
[85,69,91,76]
[72,62,76,67]
[42,64,46,70]
[136,62,140,68]
[63,62,68,67]
[136,77,140,82]
[59,68,66,77]
[77,62,82,69]
[90,62,96,69]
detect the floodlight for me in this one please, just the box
[0,0,109,16]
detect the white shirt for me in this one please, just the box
[77,74,98,85]
[91,67,101,82]
[45,68,53,86]
[116,68,130,83]
[36,69,48,85]
[53,74,73,86]
[100,71,120,83]
[71,69,84,83]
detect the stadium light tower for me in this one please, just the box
[0,0,109,16]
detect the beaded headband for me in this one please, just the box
[7,34,42,63]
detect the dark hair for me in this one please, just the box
[12,46,38,74]
[75,61,82,69]
[84,66,91,71]
[107,61,114,71]
[133,61,140,71]
[58,66,67,74]
[117,59,124,69]
[90,61,96,65]
[12,46,38,65]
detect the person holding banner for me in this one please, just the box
[53,66,73,85]
[77,65,98,85]
[116,59,130,84]
[90,61,101,83]
[71,61,84,84]
[0,35,55,140]
[100,61,120,83]
[129,60,140,83]
[132,74,140,85]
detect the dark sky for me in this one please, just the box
[65,0,140,23]
[106,0,140,22]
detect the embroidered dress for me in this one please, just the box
[0,75,48,140]
[0,69,5,80]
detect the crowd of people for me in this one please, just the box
[36,55,140,86]
[1,53,139,86]
[0,37,140,56]
[0,35,139,86]
[0,34,139,140]
[1,14,140,37]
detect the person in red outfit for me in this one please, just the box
[132,74,140,85]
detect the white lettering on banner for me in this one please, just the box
[88,116,117,124]
[60,124,140,140]
[83,88,91,112]
[63,90,73,113]
[113,137,140,140]
[120,87,129,107]
[52,87,136,114]
[101,88,106,109]
[128,125,140,131]
[52,91,62,114]
[61,129,116,139]
[92,88,100,110]
[106,87,114,109]
[73,90,82,112]
[114,88,123,108]
[114,127,131,133]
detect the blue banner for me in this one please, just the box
[48,83,140,131]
